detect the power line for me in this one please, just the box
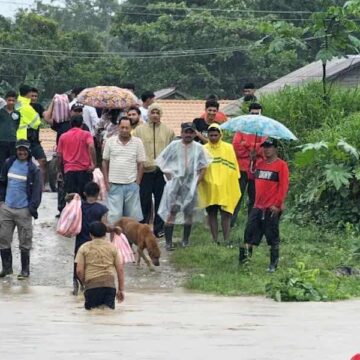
[116,10,314,21]
[0,34,324,58]
[0,46,251,59]
[119,4,316,15]
[0,45,255,57]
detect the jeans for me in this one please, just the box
[107,182,143,223]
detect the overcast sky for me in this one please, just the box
[0,0,55,18]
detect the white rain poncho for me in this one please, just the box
[156,139,212,224]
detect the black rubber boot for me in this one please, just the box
[18,250,30,280]
[182,224,192,247]
[268,246,279,273]
[0,248,13,277]
[165,225,175,251]
[239,247,248,264]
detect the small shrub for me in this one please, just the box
[265,262,327,302]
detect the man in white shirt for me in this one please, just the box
[102,116,146,223]
[139,91,155,123]
[69,87,100,136]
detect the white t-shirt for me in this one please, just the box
[69,98,100,136]
[139,106,149,123]
[103,136,146,184]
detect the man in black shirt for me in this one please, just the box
[28,87,47,190]
[0,91,20,171]
[192,99,219,144]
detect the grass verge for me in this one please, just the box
[170,217,360,301]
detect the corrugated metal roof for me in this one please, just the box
[222,55,360,116]
[154,87,177,99]
[258,55,360,95]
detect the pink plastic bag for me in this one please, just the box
[93,168,107,201]
[113,234,135,264]
[56,194,82,237]
[52,94,70,123]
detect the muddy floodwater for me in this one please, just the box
[0,194,359,359]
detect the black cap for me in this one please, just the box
[181,122,196,132]
[15,139,31,150]
[261,138,278,148]
[71,102,84,111]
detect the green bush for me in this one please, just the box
[260,82,360,141]
[289,113,360,228]
[265,262,326,302]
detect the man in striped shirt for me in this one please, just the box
[102,116,146,223]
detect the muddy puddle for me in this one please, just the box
[0,194,359,359]
[2,193,185,290]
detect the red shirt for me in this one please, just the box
[254,158,289,209]
[232,132,267,178]
[57,127,94,173]
[200,111,228,123]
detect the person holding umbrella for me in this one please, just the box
[220,113,295,272]
[239,138,289,272]
[231,103,266,228]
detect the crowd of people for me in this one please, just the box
[0,82,289,310]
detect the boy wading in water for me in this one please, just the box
[75,221,124,310]
[69,181,111,295]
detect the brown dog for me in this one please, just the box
[115,217,161,268]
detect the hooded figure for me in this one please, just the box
[198,123,241,215]
[198,124,241,245]
[156,122,212,250]
[132,103,175,238]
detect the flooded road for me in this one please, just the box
[0,194,359,359]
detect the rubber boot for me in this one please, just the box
[182,224,192,247]
[0,248,13,277]
[239,247,248,264]
[268,246,279,273]
[18,249,30,279]
[164,225,175,251]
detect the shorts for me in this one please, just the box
[0,204,33,250]
[206,205,231,215]
[30,141,46,160]
[84,287,116,310]
[107,182,143,223]
[244,208,280,247]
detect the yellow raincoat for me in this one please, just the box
[16,95,41,140]
[198,124,241,214]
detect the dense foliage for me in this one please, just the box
[255,82,360,229]
[1,0,359,98]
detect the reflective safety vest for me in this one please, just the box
[16,95,41,140]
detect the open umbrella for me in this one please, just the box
[77,86,138,109]
[220,114,298,140]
